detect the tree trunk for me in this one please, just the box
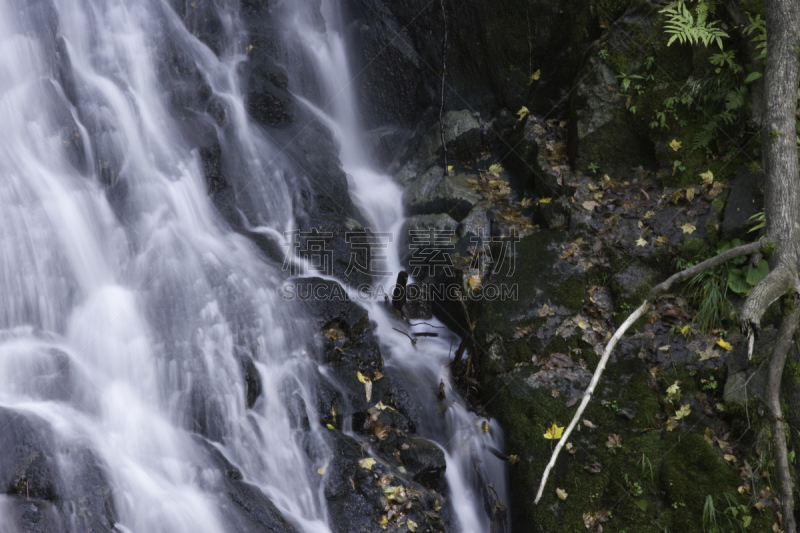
[740,0,800,343]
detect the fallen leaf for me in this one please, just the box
[698,346,720,361]
[670,139,682,151]
[717,338,733,351]
[407,519,418,531]
[681,223,696,234]
[709,181,725,198]
[686,187,695,201]
[358,458,376,470]
[373,371,385,380]
[636,237,647,247]
[643,210,655,219]
[680,324,691,337]
[517,106,530,121]
[539,197,552,204]
[544,423,564,440]
[666,381,680,396]
[357,371,373,402]
[447,165,454,174]
[704,428,714,446]
[582,201,599,211]
[583,419,598,430]
[531,69,541,81]
[317,466,326,475]
[674,404,691,420]
[724,454,737,462]
[468,274,483,290]
[538,304,555,317]
[605,434,622,450]
[556,488,568,500]
[700,170,714,185]
[585,461,602,473]
[482,420,491,434]
[657,235,669,245]
[617,408,636,420]
[326,424,335,430]
[507,455,519,464]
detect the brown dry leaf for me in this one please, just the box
[709,181,725,198]
[585,462,602,474]
[704,427,715,446]
[372,423,391,440]
[507,455,519,464]
[605,434,621,450]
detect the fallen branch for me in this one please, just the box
[535,240,766,504]
[534,301,649,504]
[392,327,417,348]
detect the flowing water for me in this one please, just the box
[0,0,506,531]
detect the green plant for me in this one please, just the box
[639,453,654,482]
[748,211,765,233]
[587,162,600,173]
[702,492,751,532]
[661,0,729,49]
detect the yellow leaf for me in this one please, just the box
[681,223,696,234]
[700,170,714,185]
[709,181,724,198]
[326,424,335,430]
[379,516,389,526]
[716,338,733,351]
[565,442,573,451]
[587,183,598,191]
[317,466,326,475]
[517,106,530,121]
[531,69,541,81]
[674,404,691,420]
[724,454,737,462]
[643,210,655,219]
[357,371,370,384]
[358,457,376,470]
[407,519,418,532]
[666,381,680,396]
[468,274,483,290]
[670,139,682,151]
[582,200,599,211]
[656,235,669,244]
[520,197,534,208]
[447,165,454,173]
[680,324,691,337]
[556,488,568,500]
[482,420,491,434]
[636,237,647,247]
[538,197,552,204]
[544,423,564,440]
[488,164,503,177]
[686,187,695,201]
[538,304,555,317]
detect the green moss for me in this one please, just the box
[711,196,726,213]
[705,218,719,246]
[762,241,777,259]
[680,238,707,259]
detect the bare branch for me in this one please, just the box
[534,301,650,504]
[647,241,764,300]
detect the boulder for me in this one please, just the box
[568,1,659,174]
[721,166,763,240]
[403,167,482,221]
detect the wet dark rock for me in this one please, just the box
[238,349,263,409]
[403,167,482,221]
[393,435,447,491]
[324,430,451,533]
[0,408,117,532]
[344,0,597,129]
[722,166,763,240]
[0,408,60,502]
[245,50,294,127]
[2,498,67,533]
[195,437,299,533]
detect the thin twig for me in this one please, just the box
[392,327,418,348]
[409,322,447,329]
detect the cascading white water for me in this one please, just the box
[0,0,505,530]
[287,2,509,531]
[0,1,331,531]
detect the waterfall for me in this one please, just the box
[0,0,505,531]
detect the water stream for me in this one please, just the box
[0,0,505,531]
